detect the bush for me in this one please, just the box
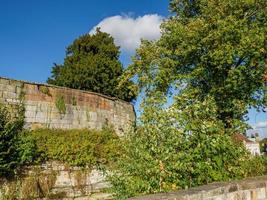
[24,126,121,167]
[241,156,266,177]
[0,104,36,178]
[108,128,259,199]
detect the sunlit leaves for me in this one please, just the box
[111,0,267,198]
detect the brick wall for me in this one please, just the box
[0,77,135,135]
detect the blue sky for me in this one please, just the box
[0,0,168,82]
[0,0,266,137]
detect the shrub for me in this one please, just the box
[0,104,36,178]
[24,127,121,167]
[108,101,266,199]
[108,127,258,199]
[241,156,266,177]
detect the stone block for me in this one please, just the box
[0,78,10,85]
[0,77,135,135]
[5,84,16,93]
[256,188,266,199]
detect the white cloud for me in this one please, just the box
[253,121,267,129]
[90,14,164,52]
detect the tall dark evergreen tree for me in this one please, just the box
[47,28,137,102]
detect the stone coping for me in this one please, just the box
[0,76,133,105]
[129,176,267,200]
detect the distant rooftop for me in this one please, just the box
[233,133,256,144]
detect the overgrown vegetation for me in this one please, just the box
[0,104,36,178]
[111,0,267,198]
[55,95,66,115]
[0,103,119,198]
[108,107,267,199]
[1,0,267,199]
[0,101,121,179]
[38,85,50,96]
[260,138,267,152]
[24,127,121,167]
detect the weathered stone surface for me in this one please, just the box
[0,161,111,199]
[129,176,267,200]
[0,77,135,135]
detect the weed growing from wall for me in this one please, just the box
[55,95,66,115]
[71,96,77,106]
[39,85,51,96]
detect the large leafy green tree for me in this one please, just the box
[110,0,267,198]
[47,28,137,102]
[123,0,267,130]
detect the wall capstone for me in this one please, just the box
[129,176,267,200]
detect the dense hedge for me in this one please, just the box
[23,127,121,167]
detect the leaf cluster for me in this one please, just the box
[108,104,266,199]
[0,104,36,178]
[47,28,137,102]
[23,127,121,168]
[55,95,66,115]
[124,0,267,128]
[112,0,267,197]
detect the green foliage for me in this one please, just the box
[16,132,38,165]
[264,155,267,174]
[55,95,66,115]
[122,0,267,129]
[108,104,265,199]
[47,28,137,102]
[24,127,121,167]
[242,156,266,177]
[0,104,36,178]
[39,85,50,96]
[71,96,77,106]
[260,138,267,152]
[113,0,267,198]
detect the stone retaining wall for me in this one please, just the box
[130,176,267,200]
[0,161,111,200]
[0,77,135,135]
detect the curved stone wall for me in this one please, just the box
[0,77,135,135]
[130,176,267,200]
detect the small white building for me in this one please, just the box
[234,134,261,156]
